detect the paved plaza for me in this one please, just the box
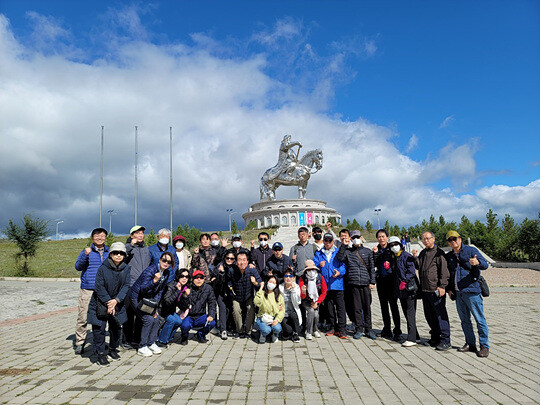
[0,279,539,404]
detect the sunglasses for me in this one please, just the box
[259,238,268,241]
[284,274,295,278]
[193,275,205,280]
[111,251,124,256]
[225,257,235,260]
[323,238,333,242]
[179,275,189,279]
[161,259,172,264]
[273,248,283,252]
[447,237,458,242]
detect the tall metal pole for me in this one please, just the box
[134,126,138,225]
[99,126,104,227]
[169,126,173,232]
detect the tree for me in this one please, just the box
[365,220,373,233]
[4,214,49,275]
[146,228,157,245]
[350,219,361,230]
[106,232,115,247]
[518,216,540,262]
[231,220,239,234]
[346,219,351,227]
[173,223,201,249]
[246,220,258,231]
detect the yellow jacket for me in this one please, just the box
[253,288,285,323]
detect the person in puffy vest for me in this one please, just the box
[299,260,327,340]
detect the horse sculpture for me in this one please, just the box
[260,148,323,201]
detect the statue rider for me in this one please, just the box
[267,135,302,183]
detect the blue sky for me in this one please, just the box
[0,0,538,236]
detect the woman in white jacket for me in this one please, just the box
[279,269,302,342]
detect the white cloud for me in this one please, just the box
[0,12,537,236]
[439,114,455,128]
[406,134,418,153]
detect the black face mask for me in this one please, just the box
[313,234,322,241]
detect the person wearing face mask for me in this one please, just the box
[254,276,285,344]
[226,234,251,259]
[211,232,229,264]
[311,226,324,250]
[299,260,327,340]
[265,242,293,283]
[337,230,377,340]
[130,252,173,357]
[388,236,420,347]
[149,229,177,282]
[217,253,236,340]
[279,269,302,342]
[250,232,274,277]
[191,233,218,283]
[173,235,192,272]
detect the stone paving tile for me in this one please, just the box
[1,289,540,404]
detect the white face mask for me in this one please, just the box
[175,242,184,250]
[391,245,401,254]
[267,282,276,291]
[159,238,169,245]
[233,241,242,248]
[259,240,268,247]
[211,240,220,247]
[352,238,362,246]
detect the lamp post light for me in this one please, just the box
[107,209,117,234]
[56,220,64,240]
[374,208,381,230]
[226,209,237,233]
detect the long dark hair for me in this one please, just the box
[264,276,280,300]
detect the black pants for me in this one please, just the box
[377,276,402,336]
[122,298,141,345]
[344,283,356,327]
[92,317,121,355]
[216,294,229,333]
[348,284,373,333]
[399,294,420,342]
[422,291,450,344]
[326,290,346,334]
[281,311,300,338]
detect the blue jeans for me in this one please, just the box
[456,292,489,348]
[158,313,183,343]
[180,314,216,339]
[255,317,282,338]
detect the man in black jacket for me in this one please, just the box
[264,242,293,283]
[337,230,376,340]
[179,270,217,344]
[250,232,273,277]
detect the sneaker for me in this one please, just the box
[231,332,239,339]
[120,342,134,350]
[137,346,153,357]
[156,341,168,349]
[96,354,110,367]
[325,329,335,336]
[336,331,348,340]
[108,349,121,361]
[221,331,228,340]
[353,331,363,340]
[426,339,439,347]
[305,333,313,340]
[377,330,393,339]
[401,341,417,347]
[271,334,278,343]
[346,324,356,333]
[180,338,188,346]
[477,345,489,358]
[292,333,300,343]
[313,331,321,338]
[149,343,162,354]
[435,342,451,351]
[74,344,84,355]
[393,334,403,342]
[239,332,247,339]
[365,330,377,340]
[259,334,266,344]
[196,334,208,344]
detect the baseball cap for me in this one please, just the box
[130,225,146,234]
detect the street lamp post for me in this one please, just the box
[107,209,117,234]
[374,208,381,230]
[226,209,237,233]
[56,220,64,240]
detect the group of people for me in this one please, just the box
[74,223,490,367]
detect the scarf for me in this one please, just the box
[306,270,319,302]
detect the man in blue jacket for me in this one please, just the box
[313,233,347,339]
[74,227,109,354]
[446,230,490,358]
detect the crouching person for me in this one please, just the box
[254,276,285,344]
[87,242,130,367]
[179,270,217,345]
[156,269,191,347]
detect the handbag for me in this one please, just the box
[261,313,274,325]
[404,278,418,293]
[478,275,490,297]
[96,299,109,318]
[138,297,159,315]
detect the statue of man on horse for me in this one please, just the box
[260,135,323,201]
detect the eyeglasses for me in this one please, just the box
[284,274,295,278]
[161,259,172,264]
[193,275,205,280]
[111,251,124,256]
[447,237,458,242]
[422,236,434,240]
[225,257,235,260]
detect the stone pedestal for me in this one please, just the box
[242,199,341,229]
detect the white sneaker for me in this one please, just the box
[305,333,313,340]
[137,346,153,357]
[402,340,417,347]
[313,331,321,338]
[149,343,162,354]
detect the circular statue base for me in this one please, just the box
[242,199,341,229]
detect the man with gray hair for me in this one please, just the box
[149,228,177,282]
[413,231,451,351]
